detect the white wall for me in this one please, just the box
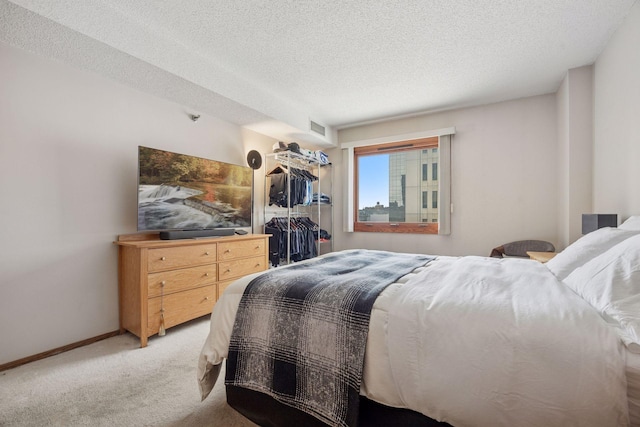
[241,128,279,235]
[556,65,594,249]
[333,94,558,256]
[0,41,274,364]
[593,1,640,220]
[556,73,570,248]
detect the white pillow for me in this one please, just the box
[546,227,639,280]
[564,234,640,352]
[620,216,640,231]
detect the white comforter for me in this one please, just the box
[386,256,628,426]
[198,254,629,426]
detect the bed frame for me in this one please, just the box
[227,383,452,427]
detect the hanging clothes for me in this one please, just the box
[265,217,320,266]
[267,165,317,208]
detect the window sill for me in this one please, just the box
[354,222,438,234]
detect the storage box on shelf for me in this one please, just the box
[115,233,269,347]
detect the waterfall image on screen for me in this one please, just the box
[137,146,252,231]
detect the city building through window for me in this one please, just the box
[354,137,439,234]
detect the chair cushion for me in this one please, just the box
[490,240,555,258]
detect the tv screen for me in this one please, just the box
[137,146,252,232]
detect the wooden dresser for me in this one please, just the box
[116,233,269,347]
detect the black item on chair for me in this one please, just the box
[490,240,555,258]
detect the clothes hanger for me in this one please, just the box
[266,163,288,176]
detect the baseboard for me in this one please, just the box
[0,330,120,372]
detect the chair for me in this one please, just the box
[490,240,555,258]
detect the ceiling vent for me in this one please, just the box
[309,119,326,137]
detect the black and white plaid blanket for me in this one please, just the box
[225,249,434,427]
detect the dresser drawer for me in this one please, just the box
[147,244,217,272]
[147,264,217,298]
[147,285,216,336]
[219,255,266,282]
[218,239,266,261]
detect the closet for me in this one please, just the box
[264,151,333,266]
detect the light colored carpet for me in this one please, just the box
[0,318,257,427]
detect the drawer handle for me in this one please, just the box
[225,249,231,253]
[225,269,231,273]
[160,256,166,261]
[204,272,209,277]
[161,281,166,287]
[255,263,261,267]
[205,251,210,255]
[255,246,260,249]
[204,296,210,301]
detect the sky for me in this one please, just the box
[358,154,389,209]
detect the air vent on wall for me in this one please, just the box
[309,120,326,137]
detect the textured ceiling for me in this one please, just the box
[1,0,637,145]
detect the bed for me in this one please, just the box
[198,218,640,427]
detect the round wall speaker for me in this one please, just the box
[246,150,262,170]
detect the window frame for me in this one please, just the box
[353,137,439,234]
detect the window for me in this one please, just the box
[354,137,439,234]
[343,128,453,235]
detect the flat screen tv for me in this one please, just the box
[137,146,252,235]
